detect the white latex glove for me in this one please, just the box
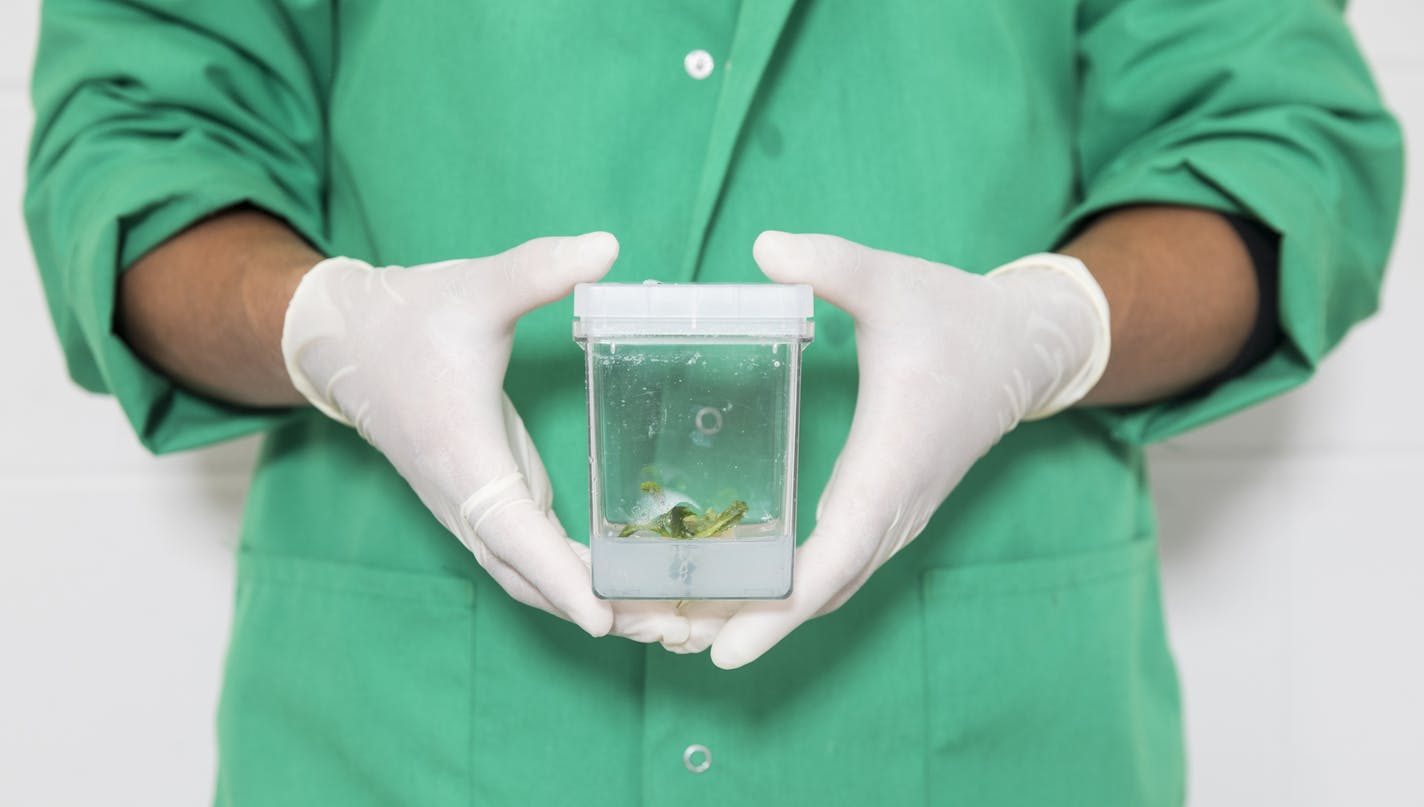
[681,232,1111,669]
[280,233,690,645]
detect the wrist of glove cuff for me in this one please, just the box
[280,256,377,427]
[985,252,1112,420]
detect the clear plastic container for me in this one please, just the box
[573,281,814,599]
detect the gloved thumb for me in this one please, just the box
[753,231,880,316]
[488,232,620,314]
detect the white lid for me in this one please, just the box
[573,281,814,338]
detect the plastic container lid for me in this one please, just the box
[573,281,814,339]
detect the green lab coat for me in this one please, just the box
[26,1,1401,804]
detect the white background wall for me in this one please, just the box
[0,3,1419,805]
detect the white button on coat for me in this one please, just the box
[684,49,715,80]
[683,744,712,773]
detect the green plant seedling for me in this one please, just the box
[619,489,748,539]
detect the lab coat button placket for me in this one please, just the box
[683,743,712,773]
[684,49,715,80]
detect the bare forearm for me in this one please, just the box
[1062,206,1260,406]
[117,208,321,407]
[117,204,1257,410]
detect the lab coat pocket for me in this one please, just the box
[920,537,1185,807]
[216,551,475,807]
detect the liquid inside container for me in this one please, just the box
[573,282,814,599]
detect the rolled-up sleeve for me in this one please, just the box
[25,0,332,453]
[1060,0,1405,444]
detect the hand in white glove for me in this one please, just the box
[280,233,690,645]
[689,232,1111,669]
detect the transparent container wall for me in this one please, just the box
[586,337,801,599]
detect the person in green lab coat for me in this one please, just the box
[25,1,1402,805]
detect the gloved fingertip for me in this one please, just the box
[576,605,616,639]
[753,230,792,248]
[710,640,756,671]
[574,231,619,268]
[751,230,801,279]
[662,619,693,647]
[661,640,704,655]
[680,638,714,655]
